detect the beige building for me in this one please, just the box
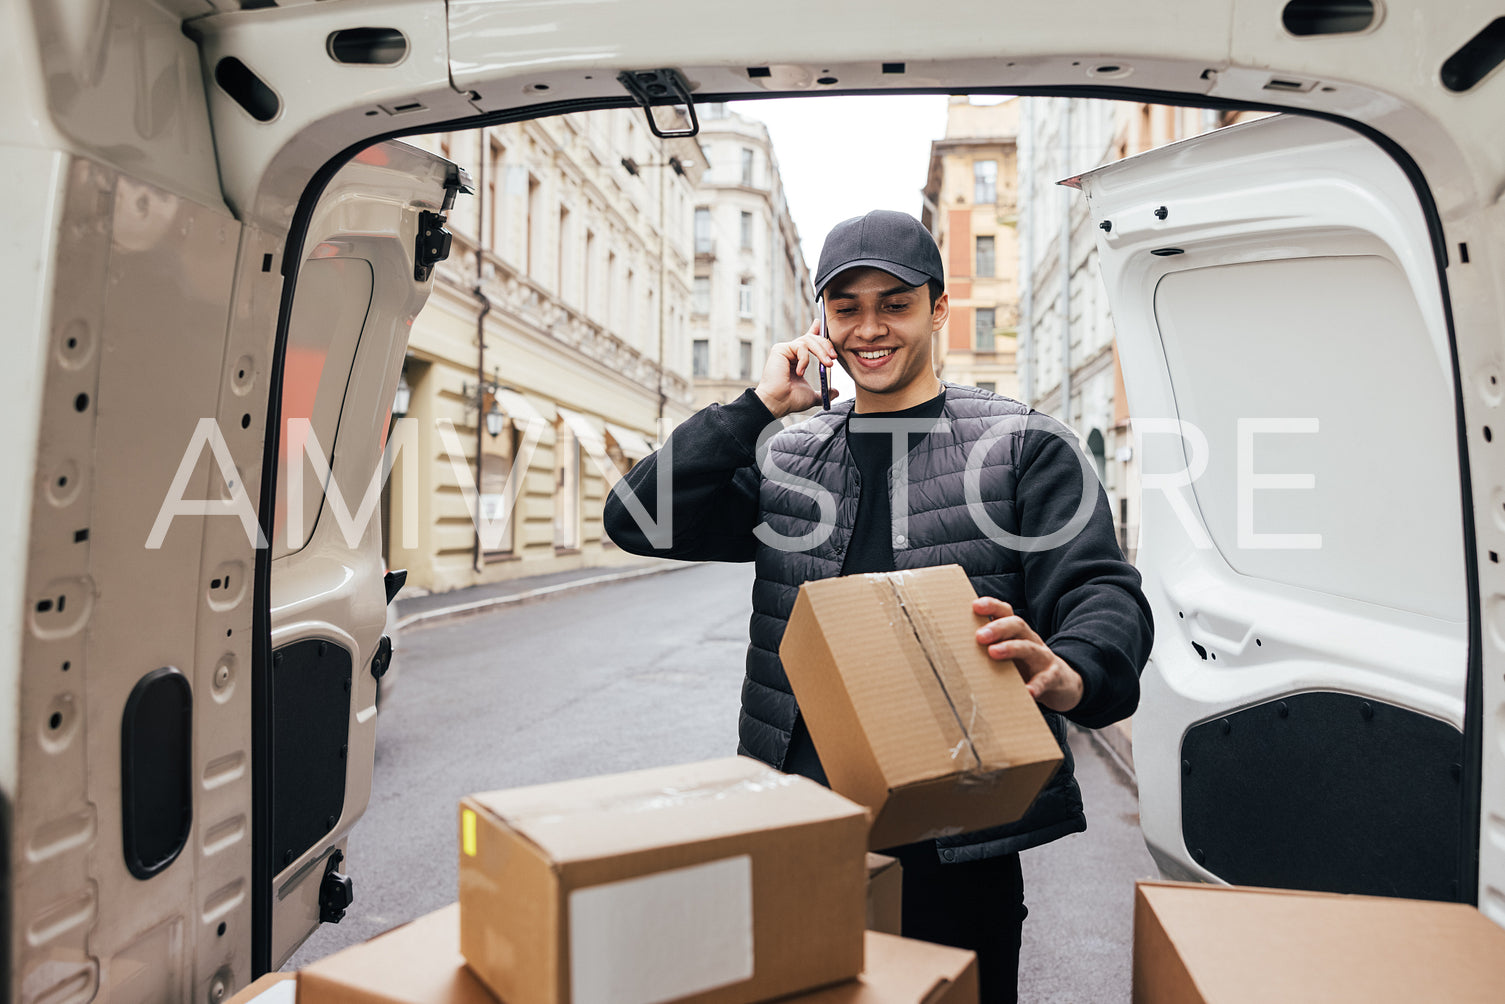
[387,111,703,594]
[688,104,812,409]
[921,97,1022,398]
[1018,99,1267,557]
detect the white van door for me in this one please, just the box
[1070,113,1474,901]
[259,140,468,971]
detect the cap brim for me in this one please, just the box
[815,259,934,298]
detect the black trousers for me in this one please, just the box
[888,843,1027,1004]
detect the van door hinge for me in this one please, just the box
[617,68,699,139]
[415,164,474,282]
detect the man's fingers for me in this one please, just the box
[986,638,1052,673]
[976,614,1040,646]
[794,342,810,376]
[973,597,1013,619]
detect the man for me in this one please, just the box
[605,209,1152,1001]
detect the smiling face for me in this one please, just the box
[824,266,948,412]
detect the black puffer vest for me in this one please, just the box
[736,384,1086,861]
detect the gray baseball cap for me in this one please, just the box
[814,210,945,298]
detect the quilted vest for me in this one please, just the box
[737,383,1087,860]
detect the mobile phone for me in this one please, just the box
[817,297,831,410]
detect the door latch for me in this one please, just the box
[319,850,354,924]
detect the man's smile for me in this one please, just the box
[852,347,897,365]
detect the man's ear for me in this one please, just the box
[931,291,950,332]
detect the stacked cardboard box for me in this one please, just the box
[457,757,868,1004]
[296,905,977,1003]
[780,566,1063,849]
[1133,880,1505,1002]
[253,563,1091,1003]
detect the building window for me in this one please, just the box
[975,308,996,351]
[557,205,570,299]
[974,160,997,204]
[740,211,754,250]
[693,276,710,315]
[977,381,996,393]
[584,229,595,315]
[693,339,710,377]
[526,173,542,276]
[975,235,995,278]
[481,421,520,556]
[553,420,580,551]
[694,207,712,255]
[739,340,754,381]
[740,148,755,186]
[486,137,505,251]
[738,278,755,319]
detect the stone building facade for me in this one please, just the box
[921,97,1022,398]
[687,104,811,409]
[387,110,703,594]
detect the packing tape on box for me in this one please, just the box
[871,571,1006,778]
[505,771,800,828]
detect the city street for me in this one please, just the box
[289,562,1158,1002]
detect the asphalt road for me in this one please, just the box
[288,562,1158,1001]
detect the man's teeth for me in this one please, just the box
[855,349,895,359]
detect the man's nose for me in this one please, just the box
[854,308,885,339]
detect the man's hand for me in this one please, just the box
[973,597,1084,713]
[754,316,840,419]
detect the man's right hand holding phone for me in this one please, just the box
[754,316,840,419]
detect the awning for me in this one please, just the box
[555,406,608,455]
[495,388,554,429]
[604,422,655,460]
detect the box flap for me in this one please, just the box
[298,905,495,1004]
[467,756,867,864]
[1136,881,1505,1002]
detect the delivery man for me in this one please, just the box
[604,209,1152,1002]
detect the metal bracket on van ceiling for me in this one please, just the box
[616,68,700,139]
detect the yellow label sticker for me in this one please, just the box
[461,808,478,857]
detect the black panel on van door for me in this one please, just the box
[1181,692,1464,901]
[270,640,352,871]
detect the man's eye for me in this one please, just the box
[885,302,912,311]
[835,307,856,315]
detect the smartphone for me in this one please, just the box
[816,297,831,410]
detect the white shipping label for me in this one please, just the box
[568,855,755,1004]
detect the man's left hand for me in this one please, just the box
[973,597,1084,713]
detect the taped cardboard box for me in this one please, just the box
[459,756,869,1004]
[297,907,974,1004]
[865,854,902,935]
[1134,881,1505,1003]
[779,565,1062,849]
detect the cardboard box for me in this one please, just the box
[1134,880,1505,1002]
[227,973,295,1004]
[298,904,495,1004]
[779,565,1063,849]
[459,757,869,1004]
[298,909,973,1004]
[865,853,902,935]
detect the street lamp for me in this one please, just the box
[462,368,509,438]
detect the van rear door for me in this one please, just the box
[1070,113,1474,902]
[259,140,467,971]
